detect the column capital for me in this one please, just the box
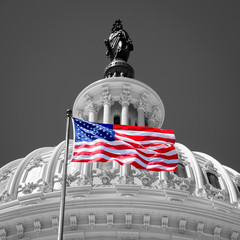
[134,92,149,112]
[119,85,132,106]
[146,106,162,128]
[77,109,88,121]
[84,94,99,114]
[101,85,114,106]
[85,102,99,114]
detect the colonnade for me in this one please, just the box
[79,85,160,182]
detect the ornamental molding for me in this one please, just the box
[107,213,114,229]
[16,223,24,239]
[213,225,222,239]
[77,109,88,121]
[125,213,132,229]
[117,230,139,240]
[70,215,77,230]
[0,228,7,240]
[146,105,162,127]
[84,94,99,114]
[119,85,132,106]
[33,219,41,233]
[0,169,12,183]
[179,218,186,234]
[196,222,204,234]
[143,214,150,230]
[51,217,58,232]
[101,85,114,106]
[88,213,95,229]
[133,92,149,111]
[161,216,168,231]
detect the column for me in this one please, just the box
[101,85,113,124]
[101,86,116,169]
[83,95,99,182]
[119,85,132,180]
[134,92,149,127]
[146,105,160,128]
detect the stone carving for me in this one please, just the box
[27,155,43,170]
[196,222,204,234]
[161,216,168,231]
[33,219,41,233]
[70,215,77,230]
[105,19,133,62]
[77,109,88,121]
[179,218,186,234]
[134,92,149,112]
[101,85,114,106]
[134,170,158,188]
[89,213,95,229]
[107,213,114,229]
[214,226,221,239]
[38,181,52,193]
[119,85,132,106]
[231,231,239,240]
[0,169,12,183]
[0,190,14,204]
[84,94,99,114]
[118,175,134,185]
[125,213,132,229]
[93,169,119,186]
[146,106,161,127]
[16,223,24,239]
[19,182,39,194]
[117,230,139,240]
[143,214,150,230]
[51,217,58,232]
[0,228,7,240]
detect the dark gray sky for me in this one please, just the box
[0,1,240,172]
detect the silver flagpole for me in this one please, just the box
[58,109,72,240]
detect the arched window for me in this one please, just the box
[175,163,188,178]
[207,172,221,189]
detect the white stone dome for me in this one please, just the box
[0,76,240,240]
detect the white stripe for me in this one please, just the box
[116,134,173,145]
[115,129,175,140]
[72,154,177,170]
[74,138,174,149]
[74,144,177,157]
[74,146,178,163]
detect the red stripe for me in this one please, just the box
[72,158,178,171]
[73,149,178,166]
[74,148,178,160]
[113,124,174,134]
[115,132,175,144]
[75,141,176,154]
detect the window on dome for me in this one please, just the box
[207,172,221,189]
[175,163,188,178]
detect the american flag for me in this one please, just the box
[72,117,178,171]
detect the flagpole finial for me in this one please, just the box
[66,109,72,117]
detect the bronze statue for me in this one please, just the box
[105,19,133,62]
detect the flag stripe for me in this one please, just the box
[73,146,178,162]
[115,131,175,144]
[113,124,174,134]
[72,154,178,169]
[74,139,176,154]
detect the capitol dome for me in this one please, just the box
[0,21,240,240]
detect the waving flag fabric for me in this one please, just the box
[72,117,178,171]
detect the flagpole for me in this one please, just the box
[58,109,72,240]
